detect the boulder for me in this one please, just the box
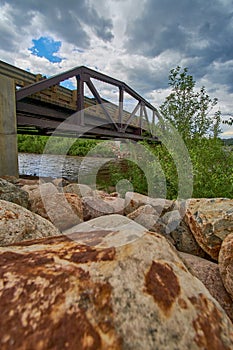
[16,178,40,187]
[124,192,173,216]
[162,210,183,233]
[219,232,233,301]
[0,232,233,349]
[0,175,18,184]
[127,204,166,233]
[27,182,58,201]
[170,221,207,258]
[102,196,125,215]
[82,196,124,221]
[92,189,109,198]
[0,178,29,208]
[161,208,207,257]
[52,178,70,188]
[21,184,40,196]
[94,190,120,199]
[30,192,83,231]
[185,198,233,260]
[0,200,60,246]
[179,252,233,322]
[82,196,114,221]
[64,214,147,247]
[63,183,93,197]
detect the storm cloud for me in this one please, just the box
[0,0,114,50]
[125,0,233,78]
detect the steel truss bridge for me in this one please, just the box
[0,60,162,142]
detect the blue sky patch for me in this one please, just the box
[29,36,62,63]
[60,79,75,90]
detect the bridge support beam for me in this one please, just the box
[0,75,18,177]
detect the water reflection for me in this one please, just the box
[18,153,112,183]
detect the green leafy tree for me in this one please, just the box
[160,66,221,142]
[153,66,233,199]
[223,116,233,126]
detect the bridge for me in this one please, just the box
[0,60,161,177]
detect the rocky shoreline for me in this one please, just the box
[0,176,233,349]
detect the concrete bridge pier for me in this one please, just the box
[0,75,18,177]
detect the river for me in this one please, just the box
[18,153,114,184]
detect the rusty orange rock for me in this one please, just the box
[185,198,233,260]
[219,232,233,302]
[0,231,233,349]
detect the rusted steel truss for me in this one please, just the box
[15,65,161,140]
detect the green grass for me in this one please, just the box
[17,134,115,157]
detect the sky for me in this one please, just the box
[0,0,233,138]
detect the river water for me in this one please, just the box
[18,153,114,184]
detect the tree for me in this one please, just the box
[152,66,233,199]
[160,66,221,141]
[223,116,233,126]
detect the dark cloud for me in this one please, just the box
[126,66,168,93]
[111,58,171,94]
[125,0,233,72]
[0,22,18,51]
[0,0,114,48]
[206,60,233,94]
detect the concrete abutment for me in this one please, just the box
[0,74,18,177]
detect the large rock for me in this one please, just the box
[124,192,173,216]
[52,178,70,188]
[82,196,124,221]
[0,175,18,184]
[0,178,29,208]
[82,196,114,221]
[64,214,147,247]
[16,178,41,187]
[21,184,40,194]
[219,232,233,302]
[127,204,166,233]
[102,196,125,215]
[0,232,233,349]
[63,183,93,197]
[26,182,58,201]
[30,192,83,231]
[170,221,207,258]
[0,200,60,246]
[162,209,183,233]
[185,198,233,260]
[93,190,119,199]
[179,252,233,322]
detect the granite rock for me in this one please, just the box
[127,204,166,233]
[0,178,29,208]
[64,214,146,247]
[82,196,124,221]
[63,183,93,197]
[179,252,233,322]
[0,231,233,349]
[219,232,233,302]
[124,192,173,216]
[30,192,83,231]
[0,200,60,246]
[185,198,233,260]
[170,221,208,258]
